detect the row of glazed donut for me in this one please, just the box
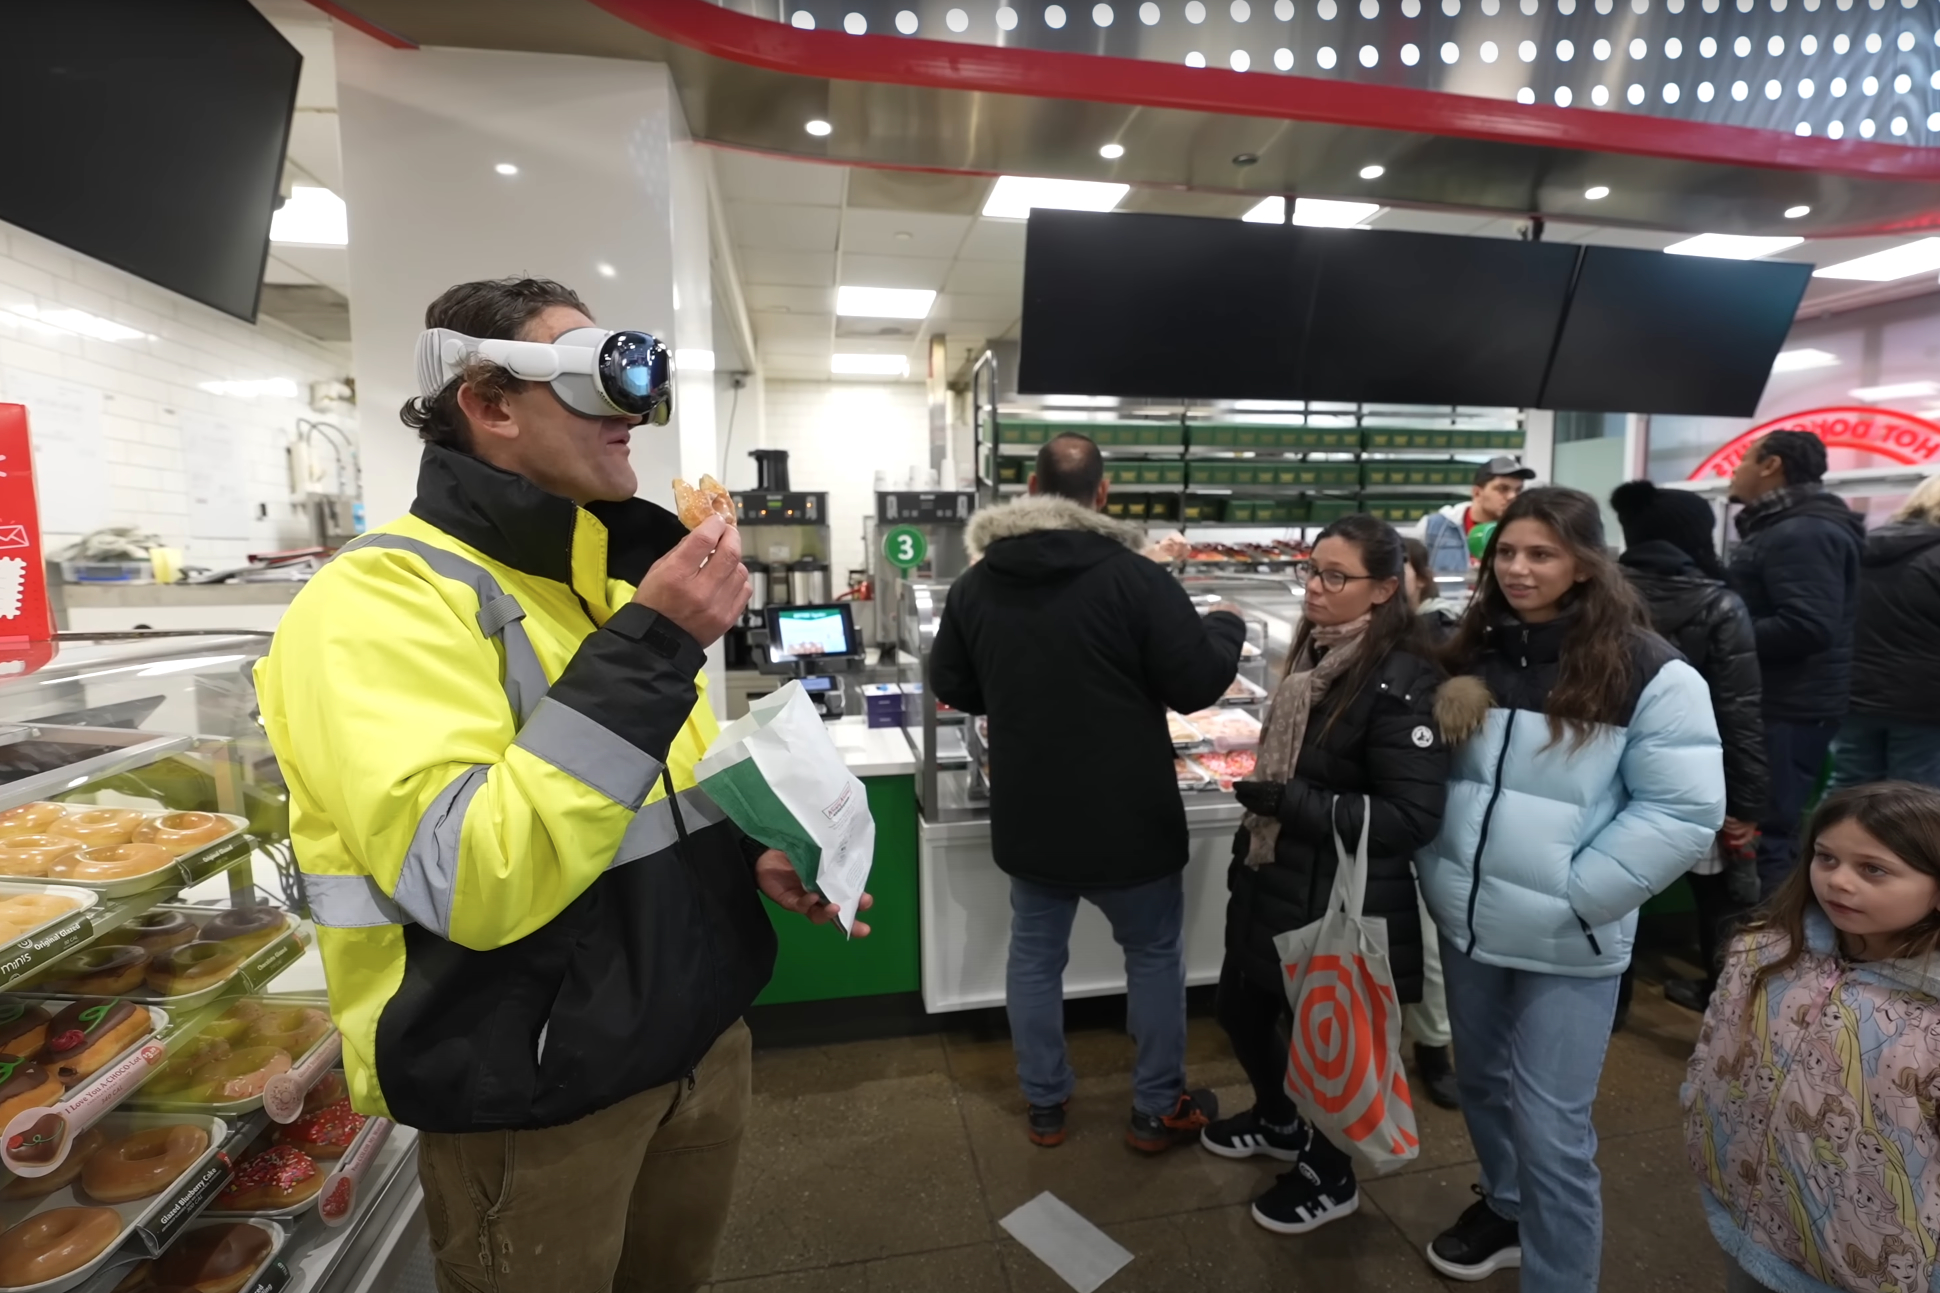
[0,806,233,881]
[144,1001,332,1106]
[31,909,290,999]
[0,894,84,951]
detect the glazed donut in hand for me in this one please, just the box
[0,1207,123,1286]
[132,812,232,858]
[217,1145,321,1211]
[50,843,173,883]
[672,474,737,529]
[0,1001,52,1061]
[145,942,245,997]
[0,1126,104,1200]
[155,1222,274,1293]
[82,1123,210,1203]
[200,907,287,954]
[274,1098,366,1161]
[0,803,67,840]
[0,834,80,877]
[38,945,151,997]
[113,910,197,953]
[49,808,147,848]
[45,999,154,1087]
[0,1057,63,1129]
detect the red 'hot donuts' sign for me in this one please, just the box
[1689,406,1940,480]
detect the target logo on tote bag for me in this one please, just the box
[1271,797,1420,1173]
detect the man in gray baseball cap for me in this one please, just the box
[1418,456,1537,573]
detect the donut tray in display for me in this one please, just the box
[18,908,308,1014]
[74,1217,287,1293]
[131,1006,338,1121]
[14,815,254,901]
[0,1005,173,1180]
[0,1112,226,1293]
[206,1099,386,1221]
[0,891,100,996]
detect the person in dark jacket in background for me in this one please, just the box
[1201,514,1450,1235]
[1726,430,1865,897]
[1831,472,1940,789]
[1612,480,1769,1014]
[930,432,1244,1154]
[1404,538,1461,645]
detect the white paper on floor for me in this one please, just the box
[998,1191,1134,1293]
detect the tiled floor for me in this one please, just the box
[707,976,1720,1292]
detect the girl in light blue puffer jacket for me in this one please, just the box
[1414,488,1725,1292]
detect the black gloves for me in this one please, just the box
[1233,780,1284,818]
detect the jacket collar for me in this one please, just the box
[408,444,688,611]
[1734,481,1825,538]
[1619,539,1702,578]
[964,495,1146,561]
[1805,905,1940,996]
[1483,606,1575,666]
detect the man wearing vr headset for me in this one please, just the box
[254,278,856,1293]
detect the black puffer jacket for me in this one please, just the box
[1727,487,1866,722]
[1620,540,1769,823]
[1225,648,1448,1003]
[1850,520,1940,723]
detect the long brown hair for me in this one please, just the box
[1749,782,1940,993]
[1442,486,1651,749]
[1286,514,1431,738]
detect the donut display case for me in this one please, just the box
[20,908,311,1012]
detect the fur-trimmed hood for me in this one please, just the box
[965,495,1146,563]
[1434,674,1493,745]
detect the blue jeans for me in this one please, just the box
[1756,718,1840,900]
[1828,714,1940,791]
[1007,872,1187,1118]
[1444,943,1620,1293]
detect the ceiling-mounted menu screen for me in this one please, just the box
[1539,246,1813,416]
[0,0,300,321]
[1018,210,1808,416]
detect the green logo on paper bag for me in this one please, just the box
[882,526,927,572]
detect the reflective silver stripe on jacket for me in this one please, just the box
[514,697,663,812]
[610,785,727,867]
[390,763,489,937]
[304,871,409,928]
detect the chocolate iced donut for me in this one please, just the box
[199,907,286,954]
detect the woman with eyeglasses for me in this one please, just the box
[1415,487,1722,1290]
[1200,514,1451,1235]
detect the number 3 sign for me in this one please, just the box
[882,525,928,572]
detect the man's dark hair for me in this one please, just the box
[1756,430,1829,486]
[400,277,590,452]
[1034,433,1105,505]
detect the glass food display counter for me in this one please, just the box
[0,633,423,1293]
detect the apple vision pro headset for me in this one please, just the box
[415,327,674,425]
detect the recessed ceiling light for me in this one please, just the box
[1784,205,1812,219]
[270,185,348,246]
[805,119,834,137]
[982,175,1130,220]
[1770,347,1840,373]
[1359,164,1386,180]
[1815,238,1940,281]
[1584,185,1610,200]
[1099,143,1126,159]
[1663,233,1804,260]
[894,231,913,241]
[596,263,617,278]
[1851,379,1940,401]
[494,163,519,176]
[832,353,911,376]
[836,286,937,319]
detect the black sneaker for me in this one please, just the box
[1126,1088,1219,1154]
[1427,1186,1521,1281]
[1414,1044,1461,1111]
[1250,1160,1360,1235]
[1200,1108,1308,1162]
[1027,1101,1067,1148]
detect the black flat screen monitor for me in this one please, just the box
[1538,247,1814,416]
[0,0,301,321]
[765,604,861,661]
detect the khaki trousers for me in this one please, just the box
[419,1019,752,1293]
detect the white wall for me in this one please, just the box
[0,220,353,571]
[756,380,931,581]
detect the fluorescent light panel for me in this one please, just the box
[1241,197,1380,227]
[1663,234,1804,260]
[271,185,348,246]
[1771,348,1840,373]
[982,176,1130,220]
[835,286,936,319]
[1851,379,1940,401]
[831,354,910,376]
[1814,237,1940,281]
[0,305,146,343]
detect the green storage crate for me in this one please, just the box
[1191,462,1236,486]
[1136,462,1170,485]
[1105,496,1149,520]
[1148,494,1180,522]
[1162,462,1185,485]
[1275,463,1321,486]
[1309,497,1360,523]
[1273,497,1312,524]
[996,459,1026,484]
[1191,425,1237,448]
[1182,496,1225,523]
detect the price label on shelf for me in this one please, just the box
[881,525,927,572]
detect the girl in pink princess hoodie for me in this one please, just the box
[1688,782,1940,1293]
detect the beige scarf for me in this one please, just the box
[1243,614,1371,868]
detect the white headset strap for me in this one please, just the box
[413,328,597,396]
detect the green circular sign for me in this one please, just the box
[883,525,928,571]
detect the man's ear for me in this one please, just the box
[457,380,519,445]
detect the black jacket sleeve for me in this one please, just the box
[929,579,985,715]
[1705,590,1769,823]
[1277,678,1451,865]
[1749,520,1857,667]
[1139,570,1245,714]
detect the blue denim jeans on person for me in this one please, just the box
[1828,714,1940,792]
[1756,719,1841,899]
[1007,872,1187,1117]
[1443,943,1621,1292]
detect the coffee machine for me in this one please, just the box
[869,489,977,660]
[723,450,833,669]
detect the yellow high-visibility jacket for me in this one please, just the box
[254,445,775,1132]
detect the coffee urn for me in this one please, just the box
[790,557,830,606]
